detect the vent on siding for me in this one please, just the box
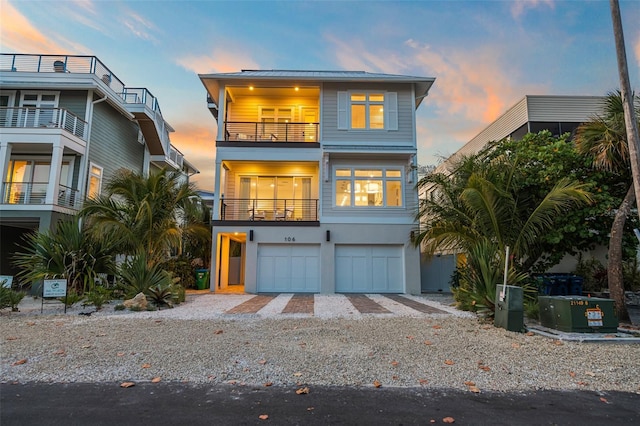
[137,130,145,145]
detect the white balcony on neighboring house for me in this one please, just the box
[121,87,172,157]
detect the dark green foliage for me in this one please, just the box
[146,284,174,308]
[0,287,25,311]
[572,256,608,293]
[85,286,111,310]
[118,253,173,298]
[162,256,196,289]
[622,257,640,292]
[81,167,210,267]
[12,217,117,294]
[61,289,83,307]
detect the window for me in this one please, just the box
[88,163,103,199]
[334,167,403,207]
[19,92,59,127]
[259,107,292,140]
[338,91,398,131]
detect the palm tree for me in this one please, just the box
[575,91,640,321]
[414,152,592,268]
[80,168,210,266]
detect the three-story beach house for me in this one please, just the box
[0,53,197,279]
[199,70,434,294]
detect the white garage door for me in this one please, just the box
[336,245,404,293]
[257,244,320,293]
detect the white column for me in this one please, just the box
[212,160,222,220]
[45,143,64,205]
[0,142,12,201]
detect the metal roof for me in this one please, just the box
[199,69,435,109]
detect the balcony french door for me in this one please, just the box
[239,176,311,220]
[4,159,70,205]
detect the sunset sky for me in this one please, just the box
[2,0,639,192]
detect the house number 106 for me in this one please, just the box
[284,237,296,242]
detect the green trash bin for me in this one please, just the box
[195,269,210,290]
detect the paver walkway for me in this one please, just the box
[225,295,276,314]
[282,294,314,314]
[346,294,391,314]
[223,294,448,316]
[386,294,449,314]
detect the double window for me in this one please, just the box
[338,91,398,131]
[334,168,403,207]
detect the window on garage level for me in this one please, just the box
[334,167,403,207]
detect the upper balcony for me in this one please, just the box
[223,121,318,144]
[1,106,88,141]
[1,54,174,159]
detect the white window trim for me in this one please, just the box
[19,91,60,108]
[337,91,398,131]
[88,162,103,199]
[333,166,404,208]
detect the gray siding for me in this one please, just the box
[321,82,414,144]
[59,91,88,119]
[88,101,144,183]
[526,96,604,122]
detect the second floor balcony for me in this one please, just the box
[0,107,88,140]
[220,198,319,222]
[2,181,81,210]
[223,121,319,143]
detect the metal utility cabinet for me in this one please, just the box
[538,296,618,333]
[495,285,524,332]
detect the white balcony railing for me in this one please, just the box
[0,107,88,140]
[1,182,81,210]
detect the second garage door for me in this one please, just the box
[257,244,320,293]
[335,245,404,293]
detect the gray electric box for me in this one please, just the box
[494,284,524,332]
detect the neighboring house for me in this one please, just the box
[421,95,606,292]
[0,53,198,280]
[199,70,434,294]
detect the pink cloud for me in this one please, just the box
[0,0,90,53]
[510,0,555,19]
[170,123,217,191]
[0,0,64,52]
[177,49,260,74]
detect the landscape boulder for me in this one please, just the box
[123,292,147,310]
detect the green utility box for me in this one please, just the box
[538,296,618,333]
[194,269,210,290]
[495,285,524,332]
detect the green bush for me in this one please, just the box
[623,257,640,292]
[572,256,607,293]
[60,289,83,307]
[146,284,174,308]
[119,254,173,298]
[524,298,539,320]
[0,287,25,311]
[162,256,196,289]
[85,286,111,310]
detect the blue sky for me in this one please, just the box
[2,0,639,191]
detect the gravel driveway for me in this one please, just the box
[2,293,639,394]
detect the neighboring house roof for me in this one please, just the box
[199,69,435,109]
[435,95,605,174]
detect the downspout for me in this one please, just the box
[78,92,108,199]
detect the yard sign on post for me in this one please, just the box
[42,279,68,313]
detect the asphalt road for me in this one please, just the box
[1,382,639,425]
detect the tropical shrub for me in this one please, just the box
[12,217,117,295]
[572,256,608,293]
[146,284,175,308]
[118,253,173,298]
[0,287,25,311]
[85,286,111,310]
